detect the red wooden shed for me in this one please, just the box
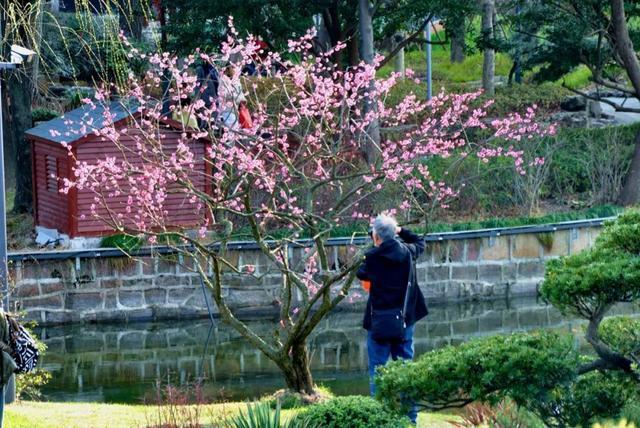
[26,101,210,237]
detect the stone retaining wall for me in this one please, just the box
[10,224,603,325]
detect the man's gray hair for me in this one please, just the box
[373,214,397,242]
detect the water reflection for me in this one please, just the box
[36,297,639,403]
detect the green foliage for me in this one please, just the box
[227,401,309,428]
[227,401,281,428]
[165,0,317,53]
[547,125,638,201]
[31,108,59,122]
[487,82,569,115]
[622,401,640,425]
[100,234,143,252]
[16,369,52,401]
[376,331,578,412]
[538,372,637,427]
[541,209,640,317]
[294,396,409,428]
[600,316,640,359]
[596,210,640,255]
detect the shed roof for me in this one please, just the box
[26,101,140,145]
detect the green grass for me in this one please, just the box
[557,65,592,90]
[227,204,622,241]
[378,47,512,85]
[5,400,459,428]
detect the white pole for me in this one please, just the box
[426,18,432,100]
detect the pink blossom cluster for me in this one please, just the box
[60,19,554,244]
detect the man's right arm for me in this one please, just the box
[398,227,426,260]
[357,252,371,280]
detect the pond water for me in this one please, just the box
[35,297,639,404]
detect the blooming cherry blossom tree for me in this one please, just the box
[60,22,554,394]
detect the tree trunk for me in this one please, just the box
[619,130,640,206]
[358,0,381,164]
[610,0,640,96]
[7,73,33,213]
[279,341,315,394]
[611,0,640,204]
[450,18,466,63]
[481,0,495,96]
[118,0,144,39]
[393,32,405,76]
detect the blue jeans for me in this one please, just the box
[367,324,417,424]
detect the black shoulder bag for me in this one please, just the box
[370,255,414,342]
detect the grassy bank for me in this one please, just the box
[6,400,459,428]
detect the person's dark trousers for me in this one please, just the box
[367,324,418,424]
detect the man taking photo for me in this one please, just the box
[357,214,428,424]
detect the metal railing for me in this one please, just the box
[7,216,615,263]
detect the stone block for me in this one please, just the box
[122,278,153,289]
[478,264,503,283]
[127,308,155,322]
[543,230,570,258]
[104,291,118,309]
[14,283,40,298]
[426,265,450,282]
[480,236,509,261]
[40,281,65,295]
[101,279,123,289]
[570,228,591,254]
[156,256,178,274]
[451,317,479,335]
[517,261,545,279]
[426,322,451,337]
[502,264,517,282]
[119,332,146,350]
[144,288,167,306]
[459,282,484,300]
[74,259,96,280]
[94,258,122,278]
[502,310,519,330]
[548,307,564,325]
[146,331,168,348]
[432,243,448,264]
[509,281,539,297]
[512,234,542,259]
[226,288,276,309]
[443,282,462,300]
[416,266,427,283]
[466,239,481,262]
[518,308,548,327]
[118,290,144,307]
[42,311,72,325]
[422,283,445,302]
[185,291,209,309]
[140,257,156,275]
[67,292,103,311]
[167,288,194,305]
[490,283,508,298]
[155,275,183,287]
[478,311,503,331]
[451,265,478,281]
[449,241,465,263]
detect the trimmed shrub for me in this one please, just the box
[295,396,410,428]
[100,234,143,252]
[31,108,60,122]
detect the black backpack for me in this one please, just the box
[6,315,39,373]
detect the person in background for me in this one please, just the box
[218,65,246,130]
[357,214,428,425]
[171,96,199,129]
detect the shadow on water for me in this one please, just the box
[35,296,639,404]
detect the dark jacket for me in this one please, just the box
[357,228,428,330]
